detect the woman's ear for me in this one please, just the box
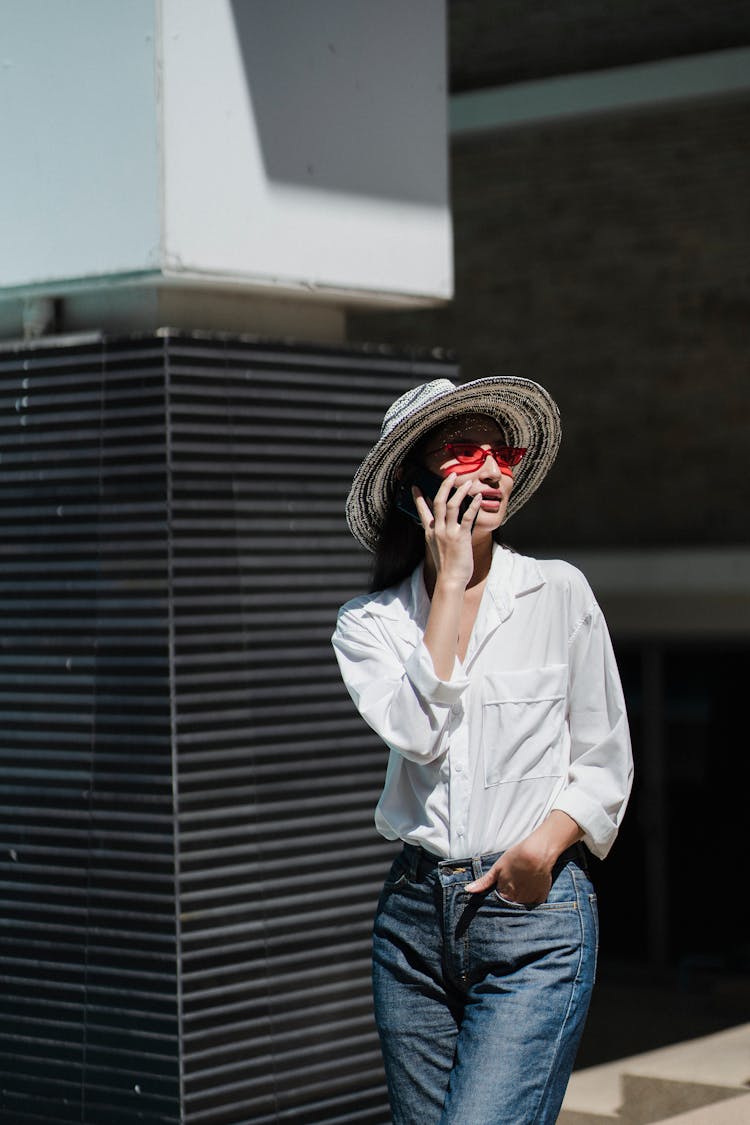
[394,465,404,481]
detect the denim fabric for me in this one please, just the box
[372,845,598,1125]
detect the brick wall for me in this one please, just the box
[348,92,750,551]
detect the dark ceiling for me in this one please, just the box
[449,0,750,91]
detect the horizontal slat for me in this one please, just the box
[0,332,455,1124]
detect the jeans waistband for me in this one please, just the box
[401,841,587,882]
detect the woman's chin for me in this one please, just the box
[470,507,506,533]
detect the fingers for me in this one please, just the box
[414,474,478,531]
[466,858,506,894]
[444,476,474,520]
[444,482,482,538]
[466,859,550,905]
[432,472,463,518]
[411,484,435,530]
[465,870,496,894]
[466,872,525,903]
[461,490,483,527]
[411,473,459,532]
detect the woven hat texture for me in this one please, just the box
[345,376,561,553]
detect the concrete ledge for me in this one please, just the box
[652,1091,750,1123]
[562,549,750,639]
[620,1075,748,1124]
[561,1023,750,1122]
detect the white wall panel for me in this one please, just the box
[159,0,451,300]
[1,0,451,316]
[0,0,161,288]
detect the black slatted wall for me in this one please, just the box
[0,331,456,1124]
[0,338,179,1125]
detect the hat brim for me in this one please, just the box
[345,376,561,553]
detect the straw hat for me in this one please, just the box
[345,376,561,552]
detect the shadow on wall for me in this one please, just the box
[228,0,447,204]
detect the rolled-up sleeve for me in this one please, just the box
[552,601,633,859]
[332,606,470,764]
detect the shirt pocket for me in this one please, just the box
[481,664,568,787]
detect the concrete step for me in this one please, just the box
[559,1022,750,1124]
[647,1091,750,1123]
[618,1074,748,1123]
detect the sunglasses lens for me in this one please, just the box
[499,447,526,466]
[439,443,527,467]
[449,443,481,463]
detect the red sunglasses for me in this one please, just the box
[427,441,527,470]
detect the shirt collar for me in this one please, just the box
[487,544,545,620]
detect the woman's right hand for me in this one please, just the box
[413,473,482,590]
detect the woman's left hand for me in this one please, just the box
[465,838,553,906]
[464,811,584,906]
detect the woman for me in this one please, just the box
[332,377,633,1125]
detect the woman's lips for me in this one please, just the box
[478,490,502,510]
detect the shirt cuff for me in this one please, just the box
[404,642,470,706]
[551,788,618,861]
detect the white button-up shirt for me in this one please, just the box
[332,546,632,860]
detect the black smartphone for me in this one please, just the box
[395,466,474,525]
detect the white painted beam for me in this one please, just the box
[554,548,750,639]
[451,48,750,135]
[0,0,452,337]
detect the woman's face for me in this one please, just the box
[420,413,519,531]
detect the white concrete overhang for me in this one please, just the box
[559,548,750,639]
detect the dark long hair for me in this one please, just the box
[369,503,426,592]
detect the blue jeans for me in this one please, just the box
[372,844,598,1125]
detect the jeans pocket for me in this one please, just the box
[382,853,410,890]
[490,890,531,910]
